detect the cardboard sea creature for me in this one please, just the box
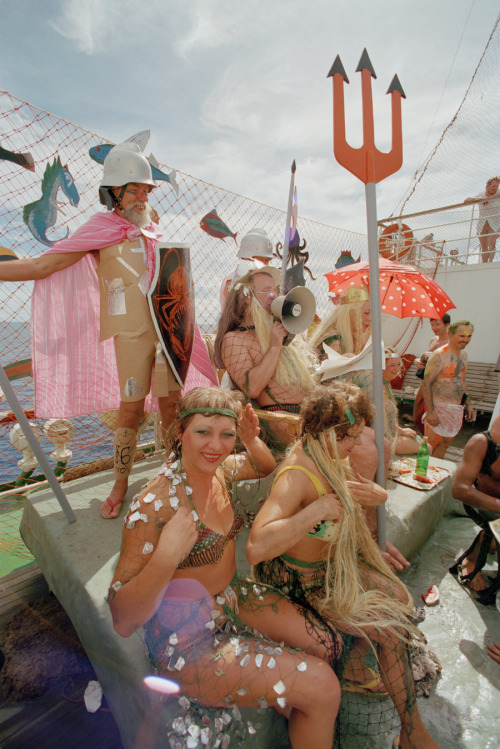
[335,250,359,268]
[23,157,80,247]
[0,144,35,171]
[200,209,237,243]
[0,246,18,261]
[89,130,179,195]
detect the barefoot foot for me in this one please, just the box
[101,480,128,519]
[459,557,488,591]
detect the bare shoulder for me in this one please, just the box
[276,448,328,497]
[463,432,488,458]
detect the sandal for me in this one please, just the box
[100,496,124,519]
[449,529,490,584]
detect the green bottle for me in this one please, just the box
[415,437,430,477]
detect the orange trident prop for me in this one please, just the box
[328,48,406,184]
[327,49,406,549]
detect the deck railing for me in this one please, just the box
[378,195,500,267]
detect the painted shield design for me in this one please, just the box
[148,243,195,388]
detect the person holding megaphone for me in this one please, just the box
[214,267,318,447]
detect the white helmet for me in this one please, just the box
[237,227,274,260]
[99,142,155,208]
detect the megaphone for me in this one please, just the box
[270,286,316,344]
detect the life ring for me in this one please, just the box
[378,223,413,260]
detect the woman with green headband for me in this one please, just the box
[247,382,441,749]
[109,387,341,749]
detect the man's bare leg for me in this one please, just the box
[158,391,182,443]
[101,399,145,519]
[479,222,497,263]
[424,424,455,459]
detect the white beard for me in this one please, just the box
[122,202,153,228]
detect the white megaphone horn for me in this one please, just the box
[270,286,316,344]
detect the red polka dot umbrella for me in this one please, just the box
[324,258,455,319]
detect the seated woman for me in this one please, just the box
[109,387,340,749]
[309,286,371,359]
[383,349,419,458]
[247,383,440,749]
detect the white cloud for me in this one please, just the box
[173,0,239,58]
[49,0,109,54]
[49,0,168,55]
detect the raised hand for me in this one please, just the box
[347,473,387,507]
[238,402,261,445]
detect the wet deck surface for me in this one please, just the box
[399,509,500,749]
[1,506,498,749]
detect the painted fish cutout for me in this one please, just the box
[23,156,80,247]
[89,138,179,196]
[0,246,18,261]
[335,251,359,269]
[200,209,237,243]
[0,145,35,172]
[124,130,150,151]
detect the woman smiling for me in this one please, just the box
[109,387,340,749]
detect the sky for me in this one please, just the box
[0,0,498,232]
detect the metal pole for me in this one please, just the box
[365,183,386,549]
[281,160,296,287]
[0,363,76,522]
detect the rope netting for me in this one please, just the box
[0,88,368,504]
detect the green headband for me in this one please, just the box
[177,407,239,421]
[345,408,355,425]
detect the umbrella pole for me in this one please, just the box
[0,363,76,523]
[365,183,386,550]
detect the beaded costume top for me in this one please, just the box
[178,482,245,569]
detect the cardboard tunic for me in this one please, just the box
[31,212,217,418]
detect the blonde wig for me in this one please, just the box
[298,384,415,644]
[309,295,369,356]
[250,297,318,390]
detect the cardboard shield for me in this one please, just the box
[148,243,195,388]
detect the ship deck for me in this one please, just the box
[0,446,494,748]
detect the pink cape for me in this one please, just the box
[31,212,217,418]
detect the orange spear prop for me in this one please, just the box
[328,49,406,550]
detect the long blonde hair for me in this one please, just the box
[299,384,414,643]
[251,297,317,390]
[309,297,368,355]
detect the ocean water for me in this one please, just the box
[0,377,122,484]
[0,320,143,483]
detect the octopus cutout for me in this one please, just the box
[275,229,316,281]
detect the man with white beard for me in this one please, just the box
[214,268,317,445]
[0,143,182,518]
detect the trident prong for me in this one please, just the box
[328,48,406,184]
